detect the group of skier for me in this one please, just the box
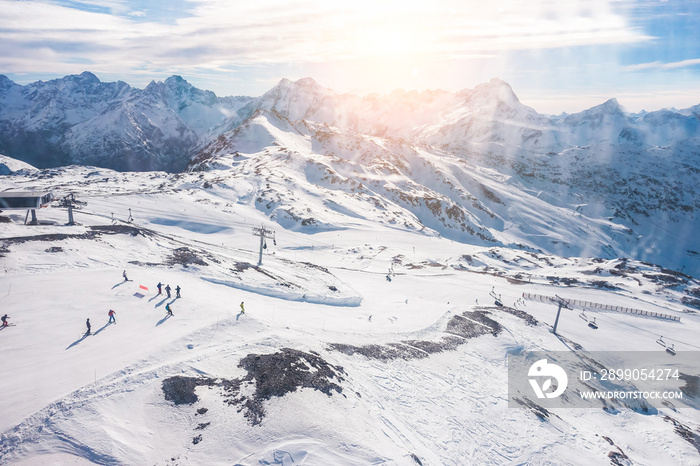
[18,271,245,337]
[156,282,181,299]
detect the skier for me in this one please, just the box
[165,284,171,298]
[166,303,174,316]
[1,314,8,327]
[108,309,116,324]
[123,270,128,281]
[239,302,245,314]
[157,282,162,295]
[85,318,91,336]
[175,285,181,298]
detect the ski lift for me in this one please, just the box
[656,335,666,347]
[263,240,267,250]
[666,344,676,356]
[587,317,598,330]
[579,309,588,322]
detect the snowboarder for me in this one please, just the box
[122,270,128,281]
[165,284,171,298]
[1,314,8,327]
[239,302,245,314]
[157,282,162,295]
[175,285,181,298]
[108,309,116,324]
[85,318,91,336]
[166,303,173,316]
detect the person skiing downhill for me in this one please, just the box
[239,302,245,314]
[165,284,171,298]
[166,303,173,316]
[175,285,181,298]
[1,314,8,327]
[108,309,116,324]
[85,318,91,336]
[157,282,162,295]
[122,270,128,281]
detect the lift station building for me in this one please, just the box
[0,191,54,224]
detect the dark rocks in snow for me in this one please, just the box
[330,342,428,361]
[664,415,700,454]
[445,310,502,338]
[161,348,345,426]
[512,397,554,422]
[162,376,215,405]
[330,311,502,361]
[235,348,345,425]
[167,247,210,267]
[1,224,144,246]
[589,280,621,291]
[499,306,539,326]
[681,297,700,311]
[607,448,631,466]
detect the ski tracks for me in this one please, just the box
[0,318,264,464]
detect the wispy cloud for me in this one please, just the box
[624,58,700,71]
[0,0,651,75]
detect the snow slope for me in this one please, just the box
[1,166,699,465]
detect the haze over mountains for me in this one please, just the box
[1,72,699,277]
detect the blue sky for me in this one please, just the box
[1,0,698,113]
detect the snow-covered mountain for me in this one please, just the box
[0,72,254,171]
[188,95,700,277]
[1,73,699,277]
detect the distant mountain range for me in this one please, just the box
[1,72,698,172]
[1,72,699,275]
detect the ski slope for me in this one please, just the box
[1,167,699,465]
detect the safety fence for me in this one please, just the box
[522,292,681,322]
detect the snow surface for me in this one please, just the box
[1,165,699,465]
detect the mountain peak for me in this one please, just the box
[0,74,15,90]
[75,71,100,84]
[460,77,520,108]
[165,75,191,87]
[294,77,321,89]
[482,78,519,102]
[269,77,323,93]
[593,98,625,115]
